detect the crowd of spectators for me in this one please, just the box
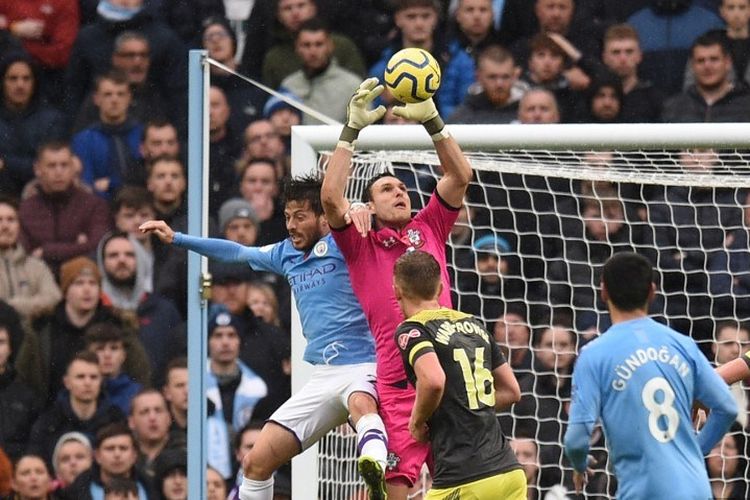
[1,0,750,498]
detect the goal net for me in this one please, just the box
[290,123,750,499]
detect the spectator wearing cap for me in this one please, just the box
[96,231,182,385]
[263,90,302,154]
[0,195,62,320]
[281,18,362,125]
[152,447,187,500]
[206,305,267,480]
[27,351,126,468]
[218,197,291,321]
[219,198,259,247]
[456,233,524,321]
[202,16,268,134]
[51,432,93,490]
[208,261,290,421]
[33,256,123,405]
[0,309,42,462]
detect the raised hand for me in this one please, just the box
[139,220,176,244]
[344,202,372,237]
[392,98,446,139]
[339,78,387,144]
[392,98,439,124]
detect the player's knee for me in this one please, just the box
[242,449,274,480]
[348,391,378,419]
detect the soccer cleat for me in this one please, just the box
[358,455,387,500]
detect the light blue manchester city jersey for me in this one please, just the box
[175,232,375,365]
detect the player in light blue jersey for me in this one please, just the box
[564,252,737,500]
[140,175,388,500]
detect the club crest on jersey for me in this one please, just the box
[313,240,328,257]
[386,452,401,471]
[406,228,425,248]
[398,329,421,350]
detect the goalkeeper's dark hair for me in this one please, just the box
[282,174,323,215]
[363,172,398,203]
[602,252,654,311]
[394,251,441,301]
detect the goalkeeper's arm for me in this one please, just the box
[392,98,473,208]
[321,78,385,229]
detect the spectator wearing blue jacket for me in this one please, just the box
[72,70,143,200]
[441,0,501,118]
[84,323,149,415]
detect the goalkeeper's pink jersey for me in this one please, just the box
[331,192,458,385]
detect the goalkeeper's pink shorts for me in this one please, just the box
[377,381,432,486]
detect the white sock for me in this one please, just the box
[356,413,388,469]
[238,476,274,500]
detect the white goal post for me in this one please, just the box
[290,122,750,499]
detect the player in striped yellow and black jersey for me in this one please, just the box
[392,250,526,499]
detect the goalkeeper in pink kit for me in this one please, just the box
[321,78,473,499]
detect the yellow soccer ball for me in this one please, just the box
[384,48,441,103]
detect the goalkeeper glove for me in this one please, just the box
[339,78,387,145]
[392,98,447,140]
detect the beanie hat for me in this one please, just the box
[218,198,258,232]
[473,234,511,255]
[263,89,303,119]
[59,256,101,294]
[208,304,244,337]
[51,432,93,475]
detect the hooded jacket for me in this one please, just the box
[0,244,61,319]
[97,233,182,382]
[0,53,67,193]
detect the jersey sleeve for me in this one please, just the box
[412,191,460,244]
[690,341,738,454]
[395,322,435,383]
[567,349,601,425]
[330,223,367,261]
[490,340,508,370]
[173,233,285,275]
